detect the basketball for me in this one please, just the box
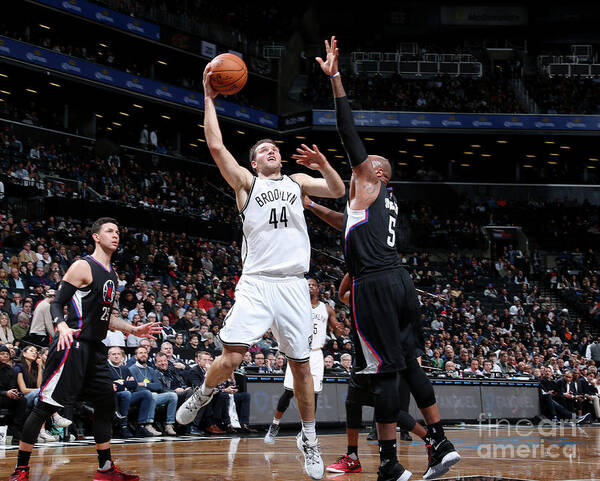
[209,53,248,95]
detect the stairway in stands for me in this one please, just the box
[538,285,600,338]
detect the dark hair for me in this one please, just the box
[195,350,210,359]
[91,217,118,235]
[18,346,39,388]
[154,351,168,360]
[248,138,276,164]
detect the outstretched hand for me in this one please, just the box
[301,194,313,210]
[292,144,329,171]
[316,35,339,77]
[133,321,163,340]
[203,63,218,99]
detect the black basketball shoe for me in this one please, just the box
[423,438,461,479]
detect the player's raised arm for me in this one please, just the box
[203,64,253,193]
[316,36,371,180]
[291,144,345,198]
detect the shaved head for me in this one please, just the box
[368,155,393,183]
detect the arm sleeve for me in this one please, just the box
[50,281,78,324]
[335,96,368,167]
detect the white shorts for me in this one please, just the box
[218,274,312,361]
[284,349,324,393]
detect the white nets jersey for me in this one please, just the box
[240,175,310,276]
[311,301,329,350]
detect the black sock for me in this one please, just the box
[427,421,445,444]
[97,448,112,470]
[378,439,397,466]
[347,445,358,457]
[16,450,32,469]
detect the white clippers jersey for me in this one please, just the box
[311,301,329,350]
[240,175,310,276]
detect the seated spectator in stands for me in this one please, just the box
[159,314,176,343]
[125,340,155,368]
[0,312,15,345]
[539,367,580,422]
[203,332,221,358]
[129,346,178,435]
[103,309,126,347]
[187,351,224,435]
[8,269,28,292]
[431,315,444,331]
[582,372,600,421]
[456,348,471,370]
[444,361,460,378]
[154,351,189,435]
[496,350,516,374]
[272,354,286,374]
[11,312,30,344]
[484,284,497,298]
[340,353,352,375]
[240,351,253,369]
[107,347,156,438]
[463,359,483,376]
[481,360,496,377]
[29,266,52,289]
[126,315,146,347]
[215,374,256,434]
[160,341,187,371]
[557,371,584,416]
[0,344,26,444]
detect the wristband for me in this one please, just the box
[329,72,340,78]
[308,201,315,210]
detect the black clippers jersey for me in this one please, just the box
[65,255,118,341]
[343,182,401,278]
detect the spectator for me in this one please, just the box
[187,351,225,435]
[160,341,187,371]
[107,347,157,438]
[215,374,256,434]
[0,312,15,345]
[339,353,352,375]
[28,289,55,346]
[18,242,37,265]
[8,268,28,291]
[463,359,483,376]
[128,346,177,436]
[103,308,127,347]
[0,344,26,444]
[154,351,190,435]
[11,312,30,343]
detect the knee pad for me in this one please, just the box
[93,394,116,421]
[345,399,363,430]
[276,389,294,413]
[373,373,400,424]
[92,395,114,445]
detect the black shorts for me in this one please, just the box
[351,268,422,373]
[347,370,412,411]
[39,338,113,407]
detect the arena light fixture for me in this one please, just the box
[236,130,245,135]
[95,113,103,118]
[544,140,555,144]
[460,163,470,167]
[481,153,491,157]
[0,73,7,78]
[588,165,597,169]
[49,82,61,87]
[335,155,344,159]
[157,60,168,65]
[413,155,423,158]
[189,143,198,147]
[274,140,284,144]
[106,127,112,131]
[327,148,337,152]
[560,145,570,149]
[406,138,417,142]
[523,164,533,168]
[198,139,206,143]
[119,112,130,117]
[470,144,481,148]
[526,154,536,158]
[0,90,11,95]
[161,115,171,120]
[197,123,204,128]
[496,140,508,144]
[424,143,434,147]
[398,162,408,166]
[464,151,473,155]
[99,43,108,48]
[364,138,375,141]
[588,157,598,161]
[550,153,559,157]
[25,88,37,94]
[112,121,122,126]
[547,161,558,165]
[39,24,50,30]
[399,150,407,154]
[133,104,143,109]
[295,135,306,139]
[0,98,4,102]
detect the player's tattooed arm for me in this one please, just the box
[302,195,344,231]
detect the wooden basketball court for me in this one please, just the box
[1,425,599,480]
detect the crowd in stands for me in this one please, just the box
[524,76,600,115]
[305,69,526,113]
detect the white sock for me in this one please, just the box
[272,418,280,425]
[99,460,112,471]
[200,382,214,396]
[301,420,317,444]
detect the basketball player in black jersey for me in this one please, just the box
[10,218,161,481]
[313,36,460,481]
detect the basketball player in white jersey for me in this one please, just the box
[176,64,345,480]
[264,278,342,444]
